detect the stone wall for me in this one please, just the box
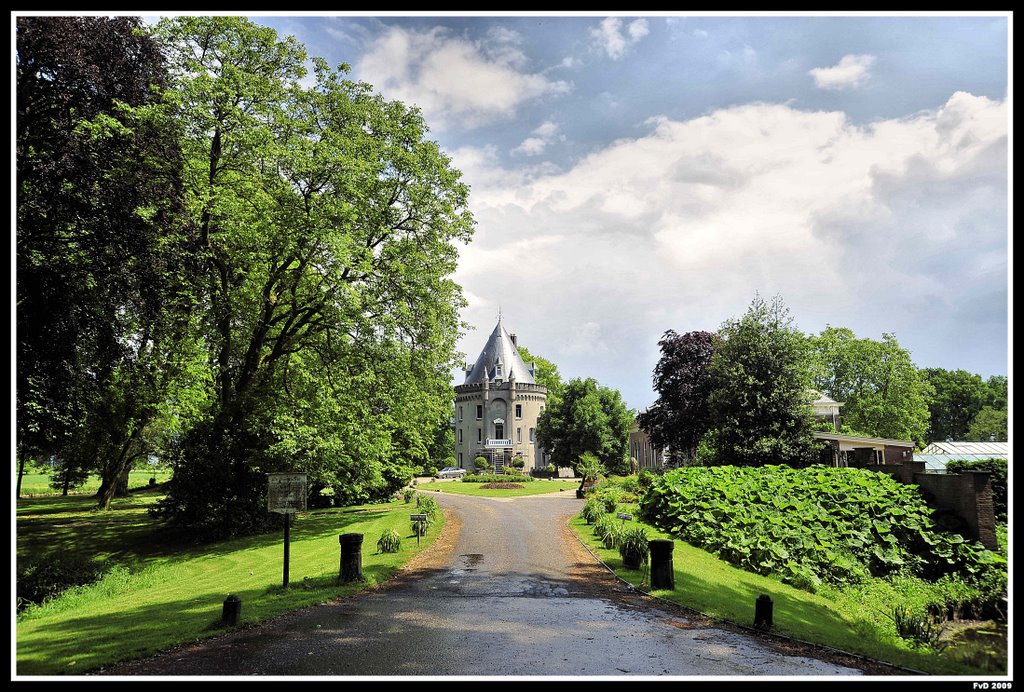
[867,461,997,550]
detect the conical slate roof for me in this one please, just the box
[463,320,536,385]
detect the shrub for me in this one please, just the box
[945,459,1007,521]
[462,473,533,483]
[546,463,556,474]
[619,475,640,493]
[416,493,440,518]
[17,553,106,611]
[376,528,401,553]
[581,498,605,525]
[426,466,439,478]
[641,465,1002,587]
[402,488,416,504]
[891,605,947,651]
[512,458,525,469]
[637,469,657,490]
[474,456,491,472]
[618,525,650,566]
[595,514,623,549]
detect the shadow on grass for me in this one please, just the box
[17,494,409,567]
[16,559,402,676]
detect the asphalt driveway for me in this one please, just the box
[103,491,872,677]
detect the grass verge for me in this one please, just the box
[569,515,999,676]
[16,492,443,675]
[418,479,580,497]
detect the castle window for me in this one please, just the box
[515,404,522,418]
[476,405,483,420]
[458,406,463,422]
[458,429,463,444]
[517,427,522,443]
[477,428,482,443]
[529,428,535,443]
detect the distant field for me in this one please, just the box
[16,470,173,497]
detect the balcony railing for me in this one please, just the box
[485,439,513,448]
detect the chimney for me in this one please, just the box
[510,333,518,347]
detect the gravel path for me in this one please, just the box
[101,491,881,677]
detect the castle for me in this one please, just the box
[453,319,548,471]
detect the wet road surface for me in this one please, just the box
[104,490,867,676]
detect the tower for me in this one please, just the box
[453,319,548,471]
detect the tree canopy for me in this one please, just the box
[919,368,989,443]
[808,327,932,446]
[536,377,634,475]
[516,344,564,404]
[636,330,716,463]
[145,17,474,537]
[707,295,818,467]
[16,16,201,505]
[16,16,474,538]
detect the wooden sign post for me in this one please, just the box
[410,514,428,546]
[268,473,307,588]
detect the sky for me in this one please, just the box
[177,13,1012,409]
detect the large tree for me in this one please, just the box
[808,327,932,446]
[516,344,565,404]
[536,377,634,475]
[636,330,716,464]
[16,16,198,505]
[708,295,818,467]
[966,407,1008,443]
[919,368,989,443]
[150,18,473,537]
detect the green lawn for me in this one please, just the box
[17,469,173,497]
[570,515,999,676]
[16,489,443,675]
[418,479,581,497]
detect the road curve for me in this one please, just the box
[102,490,868,677]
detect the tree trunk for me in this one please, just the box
[62,472,70,496]
[97,426,143,509]
[16,454,26,499]
[116,463,131,496]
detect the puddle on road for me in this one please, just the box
[459,553,484,572]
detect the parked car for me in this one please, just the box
[436,467,467,479]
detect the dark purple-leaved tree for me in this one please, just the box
[16,16,195,506]
[637,330,717,464]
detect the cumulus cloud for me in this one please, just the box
[356,26,571,130]
[809,54,877,90]
[452,92,1007,407]
[591,17,650,60]
[511,120,562,156]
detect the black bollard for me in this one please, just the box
[754,594,773,629]
[339,533,364,582]
[222,594,242,626]
[649,539,675,590]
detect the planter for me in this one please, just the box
[622,549,644,570]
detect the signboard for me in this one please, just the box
[616,512,634,521]
[267,473,307,514]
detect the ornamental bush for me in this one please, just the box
[376,528,401,553]
[640,465,1004,589]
